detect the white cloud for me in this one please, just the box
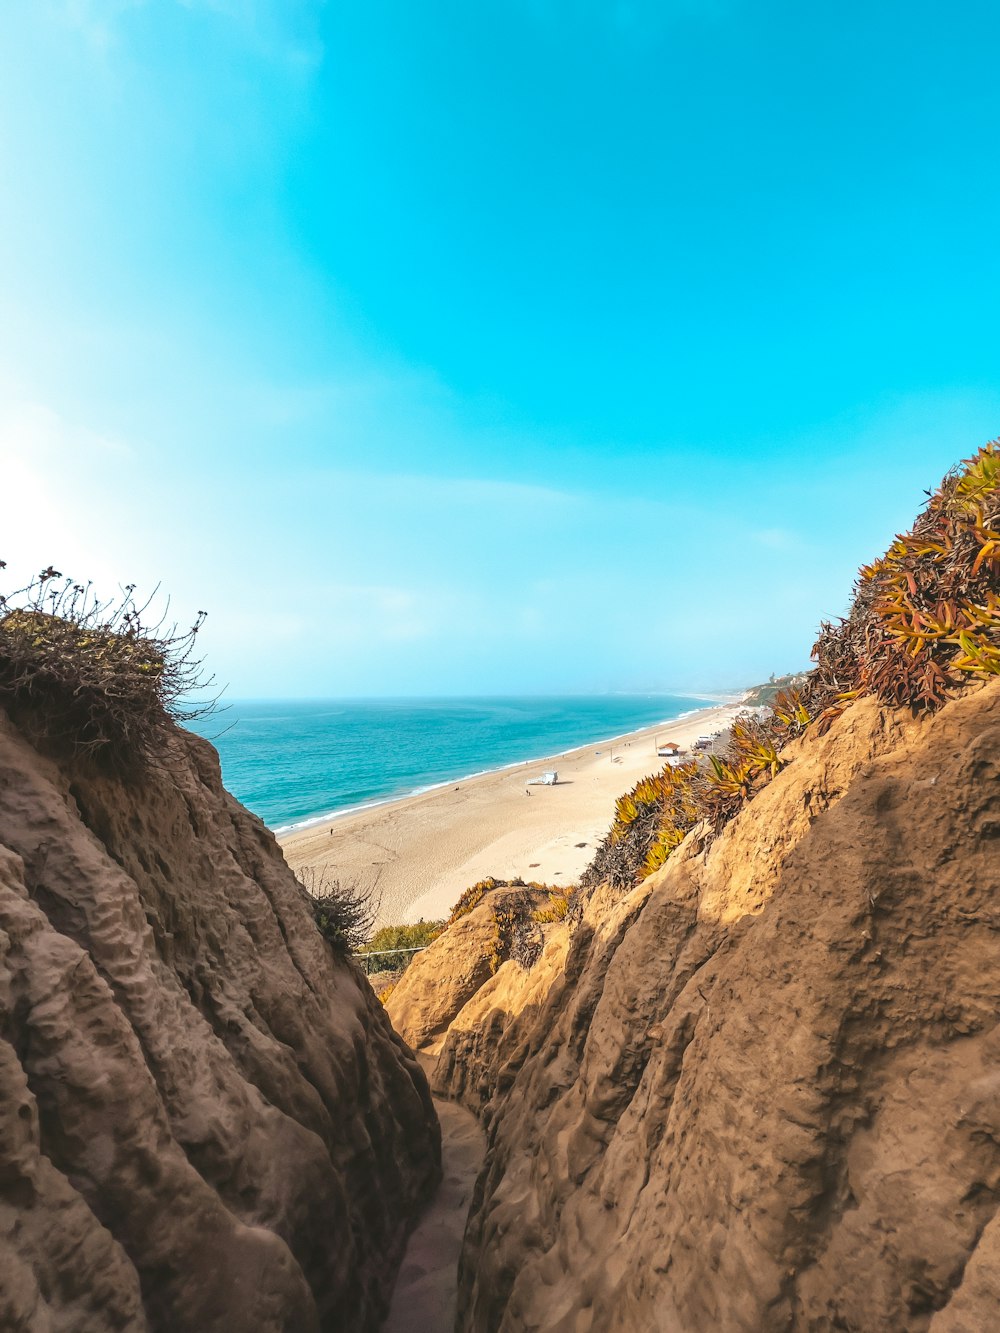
[382,472,579,510]
[1,400,131,460]
[320,583,439,644]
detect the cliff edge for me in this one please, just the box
[382,443,1000,1331]
[0,712,440,1332]
[390,680,1000,1330]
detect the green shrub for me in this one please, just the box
[445,878,570,971]
[804,440,1000,724]
[366,920,444,952]
[357,919,444,973]
[530,891,572,923]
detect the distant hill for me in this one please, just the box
[740,670,810,706]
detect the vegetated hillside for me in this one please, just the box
[0,573,440,1332]
[740,671,810,707]
[388,442,1000,1331]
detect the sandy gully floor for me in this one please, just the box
[382,1055,485,1333]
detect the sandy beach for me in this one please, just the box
[279,701,744,927]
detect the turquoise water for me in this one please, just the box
[188,695,716,832]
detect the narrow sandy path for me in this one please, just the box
[383,1058,485,1333]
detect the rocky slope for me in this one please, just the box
[387,899,501,1052]
[0,711,440,1333]
[392,680,1000,1331]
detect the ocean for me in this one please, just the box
[187,695,718,833]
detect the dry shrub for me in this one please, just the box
[508,919,544,971]
[488,890,541,973]
[0,564,213,769]
[447,879,568,971]
[447,875,555,927]
[297,867,380,955]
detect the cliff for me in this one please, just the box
[391,679,1000,1330]
[0,711,440,1332]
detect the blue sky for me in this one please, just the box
[1,0,998,695]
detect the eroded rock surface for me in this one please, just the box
[0,713,440,1332]
[392,683,1000,1331]
[386,900,498,1050]
[386,883,562,1056]
[431,922,573,1117]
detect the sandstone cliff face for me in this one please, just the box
[386,900,499,1051]
[0,712,440,1333]
[431,924,571,1117]
[394,682,1000,1331]
[385,884,565,1056]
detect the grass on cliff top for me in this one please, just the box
[0,564,214,770]
[586,440,1000,893]
[298,876,448,970]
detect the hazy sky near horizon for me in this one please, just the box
[2,0,999,696]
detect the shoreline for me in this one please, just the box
[271,694,739,836]
[279,700,745,927]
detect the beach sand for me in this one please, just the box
[279,701,744,927]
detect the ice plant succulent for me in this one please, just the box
[805,439,1000,724]
[584,439,1000,894]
